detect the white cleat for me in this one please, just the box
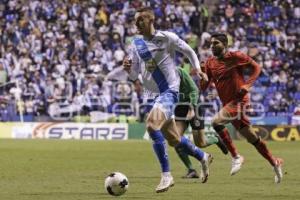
[200,153,213,183]
[155,173,175,193]
[230,155,244,176]
[273,157,284,184]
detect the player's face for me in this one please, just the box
[134,12,152,35]
[210,38,225,57]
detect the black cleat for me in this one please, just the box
[216,134,228,155]
[182,169,199,179]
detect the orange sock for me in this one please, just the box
[218,128,238,158]
[253,140,275,166]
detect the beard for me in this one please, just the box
[212,48,224,57]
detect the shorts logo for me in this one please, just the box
[194,120,200,127]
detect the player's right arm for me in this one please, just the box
[123,47,140,81]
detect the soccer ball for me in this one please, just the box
[104,172,129,196]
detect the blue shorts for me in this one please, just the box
[149,90,179,120]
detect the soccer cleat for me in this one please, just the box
[200,153,213,183]
[230,155,244,176]
[273,157,284,184]
[182,169,199,179]
[156,174,175,193]
[215,134,228,155]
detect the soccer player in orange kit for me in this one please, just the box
[200,33,283,183]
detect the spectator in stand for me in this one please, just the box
[0,0,298,122]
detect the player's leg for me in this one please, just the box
[211,103,244,175]
[164,118,213,183]
[147,90,188,192]
[172,104,198,178]
[146,107,169,173]
[193,129,215,147]
[163,120,199,178]
[192,104,228,154]
[236,118,283,183]
[192,129,228,154]
[175,121,199,178]
[146,107,175,192]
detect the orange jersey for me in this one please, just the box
[201,51,261,105]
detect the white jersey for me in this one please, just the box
[128,30,200,97]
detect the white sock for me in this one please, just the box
[162,172,171,177]
[201,152,208,164]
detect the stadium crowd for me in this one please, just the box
[0,0,299,123]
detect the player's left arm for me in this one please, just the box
[167,32,208,82]
[235,51,261,97]
[199,61,212,91]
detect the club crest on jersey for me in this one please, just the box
[145,58,157,72]
[133,38,158,72]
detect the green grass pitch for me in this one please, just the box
[0,139,299,200]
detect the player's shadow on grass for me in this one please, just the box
[22,192,154,199]
[99,192,155,199]
[134,176,159,179]
[21,192,99,197]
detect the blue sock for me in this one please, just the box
[149,130,169,172]
[176,136,204,161]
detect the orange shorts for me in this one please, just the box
[223,100,251,130]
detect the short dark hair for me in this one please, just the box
[137,7,153,13]
[136,7,155,20]
[211,33,228,47]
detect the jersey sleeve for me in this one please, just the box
[167,31,201,70]
[127,44,140,81]
[234,51,254,66]
[234,51,261,91]
[106,66,124,81]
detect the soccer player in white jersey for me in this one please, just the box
[123,7,212,193]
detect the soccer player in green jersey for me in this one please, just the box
[163,68,228,178]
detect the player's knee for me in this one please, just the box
[165,131,181,147]
[212,118,221,129]
[212,124,226,133]
[250,137,261,146]
[146,118,159,133]
[166,137,180,147]
[244,132,259,144]
[146,125,155,133]
[192,129,206,147]
[247,134,258,143]
[146,124,155,133]
[244,136,256,144]
[194,139,206,148]
[239,126,258,144]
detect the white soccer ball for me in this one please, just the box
[104,172,129,196]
